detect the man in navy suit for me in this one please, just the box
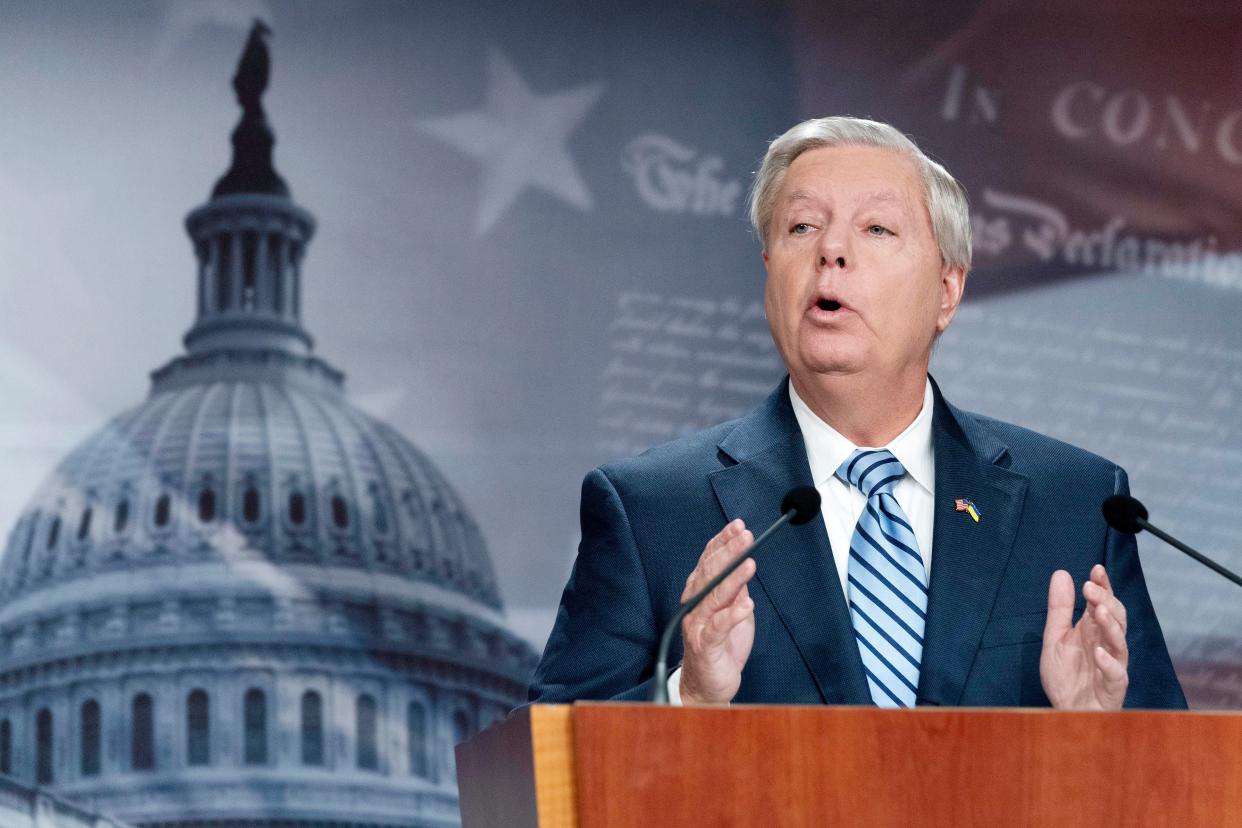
[530,117,1185,709]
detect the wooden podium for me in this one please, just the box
[456,703,1242,827]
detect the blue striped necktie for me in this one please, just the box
[836,449,927,708]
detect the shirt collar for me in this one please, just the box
[789,378,935,495]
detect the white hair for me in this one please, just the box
[747,116,972,271]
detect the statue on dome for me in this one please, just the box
[213,18,289,198]
[233,18,272,109]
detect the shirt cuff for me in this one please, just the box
[667,665,683,706]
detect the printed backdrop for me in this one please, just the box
[2,0,1240,787]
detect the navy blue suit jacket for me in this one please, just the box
[530,378,1186,708]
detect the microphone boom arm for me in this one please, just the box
[1137,517,1242,590]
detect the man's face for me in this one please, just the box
[762,145,965,388]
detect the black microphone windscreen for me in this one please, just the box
[1102,494,1148,535]
[781,486,821,525]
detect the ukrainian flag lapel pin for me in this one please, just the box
[955,498,980,523]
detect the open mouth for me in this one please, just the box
[816,299,842,312]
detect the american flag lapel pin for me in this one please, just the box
[955,498,980,523]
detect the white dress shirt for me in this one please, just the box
[789,379,936,592]
[669,379,936,703]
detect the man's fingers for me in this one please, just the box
[707,594,755,637]
[1093,644,1128,689]
[700,556,756,613]
[682,556,755,641]
[680,517,758,657]
[1090,563,1112,593]
[1084,578,1127,628]
[708,518,745,555]
[1093,603,1129,663]
[684,555,756,647]
[692,587,755,651]
[698,520,745,574]
[703,521,749,569]
[694,520,743,570]
[682,520,750,601]
[1043,569,1075,641]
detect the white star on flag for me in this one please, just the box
[418,47,604,235]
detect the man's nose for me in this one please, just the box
[816,232,849,270]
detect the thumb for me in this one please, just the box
[1043,569,1075,643]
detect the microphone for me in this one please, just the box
[1102,495,1242,589]
[650,486,821,704]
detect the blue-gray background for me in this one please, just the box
[2,0,1240,708]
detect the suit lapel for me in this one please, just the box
[708,381,871,705]
[918,383,1029,706]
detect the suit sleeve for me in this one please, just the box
[528,467,664,703]
[1108,467,1188,709]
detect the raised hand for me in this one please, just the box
[678,519,756,705]
[1040,564,1129,710]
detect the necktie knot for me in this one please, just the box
[836,449,906,499]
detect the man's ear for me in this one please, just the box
[936,264,967,333]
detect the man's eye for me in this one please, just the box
[791,223,812,234]
[867,224,892,236]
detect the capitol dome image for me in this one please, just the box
[0,22,534,828]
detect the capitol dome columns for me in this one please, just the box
[191,212,302,319]
[184,196,314,355]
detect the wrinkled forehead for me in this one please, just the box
[782,186,912,210]
[779,145,926,205]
